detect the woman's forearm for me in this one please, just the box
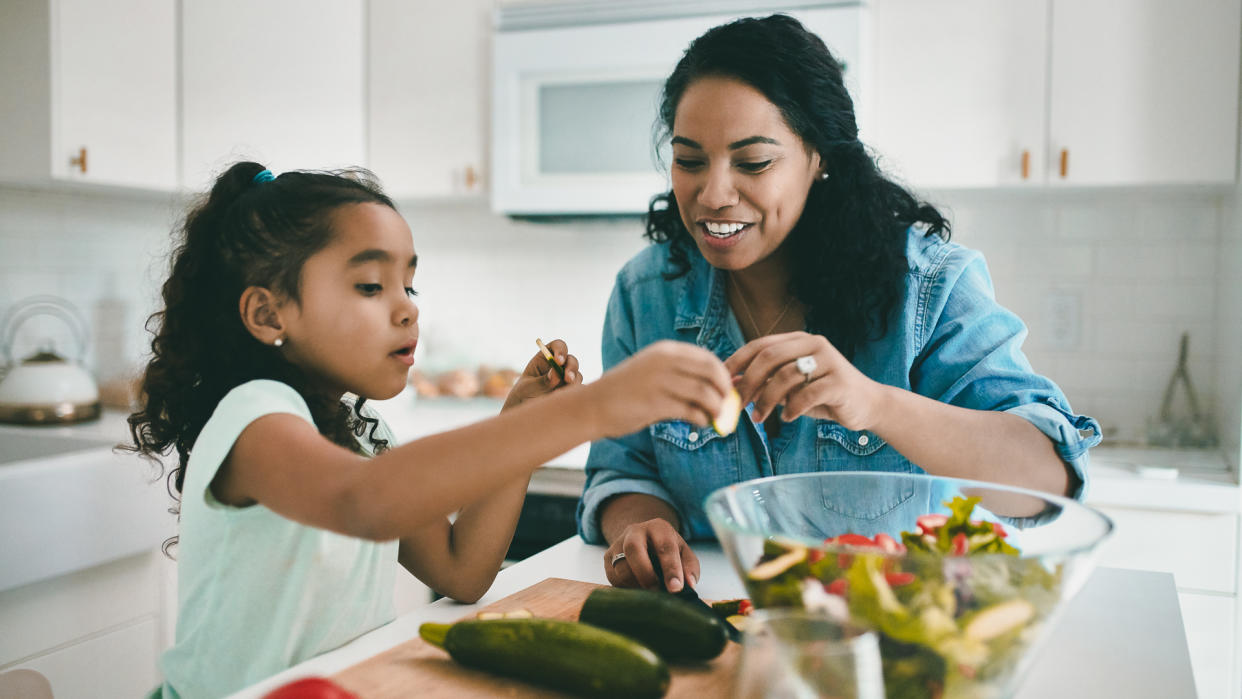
[869,385,1071,497]
[599,492,682,544]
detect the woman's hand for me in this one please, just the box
[726,331,889,430]
[604,517,700,593]
[588,340,733,438]
[502,338,581,411]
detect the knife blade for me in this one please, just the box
[646,548,742,642]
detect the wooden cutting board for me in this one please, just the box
[332,577,740,697]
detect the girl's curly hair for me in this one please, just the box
[646,14,950,360]
[123,161,395,547]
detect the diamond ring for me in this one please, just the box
[610,552,627,566]
[795,355,818,384]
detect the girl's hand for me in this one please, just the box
[604,518,700,593]
[502,338,581,411]
[589,340,733,438]
[726,331,888,430]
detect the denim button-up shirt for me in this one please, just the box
[577,229,1102,543]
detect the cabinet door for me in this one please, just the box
[53,0,177,189]
[1049,0,1241,185]
[368,0,488,199]
[181,0,365,191]
[869,0,1048,188]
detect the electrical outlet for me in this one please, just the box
[1042,290,1082,350]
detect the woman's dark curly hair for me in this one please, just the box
[124,161,394,545]
[646,14,950,360]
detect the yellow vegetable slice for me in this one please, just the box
[964,599,1035,641]
[747,546,807,581]
[475,608,534,621]
[712,388,742,436]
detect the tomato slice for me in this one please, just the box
[916,514,948,534]
[885,571,916,587]
[951,532,968,556]
[833,533,878,548]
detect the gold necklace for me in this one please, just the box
[733,279,794,337]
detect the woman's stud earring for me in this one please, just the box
[820,171,830,180]
[274,337,284,347]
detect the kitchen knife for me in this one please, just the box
[646,548,742,642]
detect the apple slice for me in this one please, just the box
[712,388,742,436]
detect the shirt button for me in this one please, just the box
[857,434,870,447]
[688,431,699,443]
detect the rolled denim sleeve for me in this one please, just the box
[577,433,688,544]
[912,247,1102,501]
[576,270,687,544]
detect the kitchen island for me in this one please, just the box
[233,537,1197,699]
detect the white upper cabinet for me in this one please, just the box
[1048,0,1241,186]
[368,0,489,200]
[0,0,177,191]
[869,0,1241,189]
[180,0,366,191]
[869,1,1048,188]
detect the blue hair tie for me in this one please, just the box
[252,169,276,184]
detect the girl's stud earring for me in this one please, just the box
[273,337,284,347]
[820,171,830,180]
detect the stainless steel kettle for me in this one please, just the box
[0,296,101,425]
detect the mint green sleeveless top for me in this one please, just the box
[158,380,398,698]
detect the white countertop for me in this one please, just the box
[232,537,1196,699]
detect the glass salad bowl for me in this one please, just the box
[704,471,1113,699]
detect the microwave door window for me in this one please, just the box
[538,80,665,175]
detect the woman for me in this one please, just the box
[576,14,1102,593]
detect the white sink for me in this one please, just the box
[0,427,172,592]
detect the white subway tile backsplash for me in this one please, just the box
[1092,282,1217,322]
[1175,243,1220,279]
[1090,318,1210,359]
[1137,202,1220,242]
[1056,203,1138,242]
[1012,243,1094,279]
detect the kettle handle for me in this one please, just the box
[0,295,90,365]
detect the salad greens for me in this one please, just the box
[744,496,1063,699]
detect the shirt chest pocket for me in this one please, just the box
[814,422,920,520]
[651,421,741,512]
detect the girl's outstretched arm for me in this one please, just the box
[396,341,581,603]
[212,341,733,554]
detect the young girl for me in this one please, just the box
[126,162,734,698]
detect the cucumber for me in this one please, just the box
[419,618,669,698]
[578,587,728,662]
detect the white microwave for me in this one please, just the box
[491,1,866,216]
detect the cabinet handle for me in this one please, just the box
[1059,148,1068,178]
[69,147,87,174]
[464,165,477,190]
[1021,150,1030,180]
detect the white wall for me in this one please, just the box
[0,183,1233,448]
